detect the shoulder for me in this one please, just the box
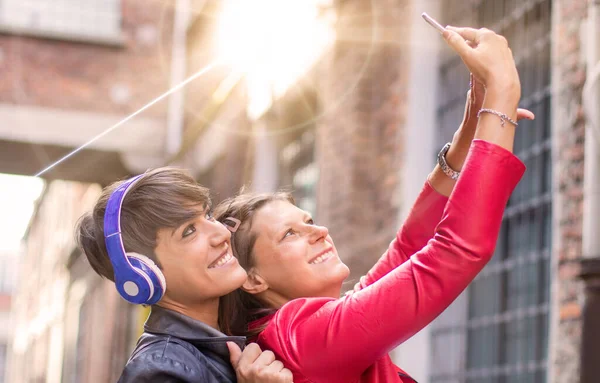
[259,297,336,354]
[256,297,341,381]
[268,296,338,330]
[119,335,206,382]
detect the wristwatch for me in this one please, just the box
[437,143,460,180]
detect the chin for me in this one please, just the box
[232,265,249,284]
[219,266,249,294]
[331,262,351,284]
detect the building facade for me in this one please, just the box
[7,181,142,383]
[0,0,178,183]
[0,250,20,383]
[4,1,179,382]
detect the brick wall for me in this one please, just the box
[0,0,174,117]
[553,0,588,381]
[316,0,412,281]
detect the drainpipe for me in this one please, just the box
[579,1,600,382]
[166,0,194,157]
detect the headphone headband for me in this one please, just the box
[104,174,165,305]
[104,174,144,272]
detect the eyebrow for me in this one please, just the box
[170,206,210,237]
[278,212,313,233]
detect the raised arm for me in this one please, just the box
[352,80,482,291]
[354,69,533,291]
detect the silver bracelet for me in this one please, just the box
[477,108,518,127]
[437,143,460,180]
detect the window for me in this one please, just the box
[0,0,122,44]
[431,1,552,382]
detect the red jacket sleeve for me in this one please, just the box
[354,181,448,291]
[258,140,526,382]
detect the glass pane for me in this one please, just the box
[507,216,519,258]
[519,55,535,100]
[470,274,501,318]
[493,221,508,262]
[542,150,552,194]
[503,319,517,365]
[540,258,551,304]
[506,267,520,310]
[483,324,500,367]
[539,312,549,361]
[541,95,551,139]
[537,369,547,383]
[524,262,539,307]
[523,158,534,202]
[528,211,541,255]
[539,42,551,89]
[542,206,552,251]
[525,316,537,362]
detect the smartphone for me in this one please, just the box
[421,12,446,34]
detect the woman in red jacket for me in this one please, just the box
[215,27,530,383]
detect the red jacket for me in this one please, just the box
[251,140,526,383]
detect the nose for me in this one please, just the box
[308,224,328,244]
[209,218,232,247]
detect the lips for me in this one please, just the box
[309,249,335,265]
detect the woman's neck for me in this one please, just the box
[158,297,220,330]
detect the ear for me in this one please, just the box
[241,269,268,295]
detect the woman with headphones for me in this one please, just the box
[76,168,293,383]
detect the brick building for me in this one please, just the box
[6,181,140,383]
[0,0,177,183]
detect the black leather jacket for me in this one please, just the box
[118,306,246,382]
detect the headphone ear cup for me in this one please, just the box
[127,253,166,305]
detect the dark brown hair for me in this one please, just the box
[214,191,294,337]
[75,167,210,282]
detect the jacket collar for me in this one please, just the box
[144,305,246,359]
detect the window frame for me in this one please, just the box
[0,0,124,46]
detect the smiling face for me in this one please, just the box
[155,206,248,306]
[248,200,350,306]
